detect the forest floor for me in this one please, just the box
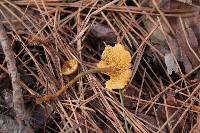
[0,0,200,133]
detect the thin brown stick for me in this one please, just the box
[0,23,32,132]
[0,23,24,119]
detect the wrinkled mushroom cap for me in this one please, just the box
[97,44,132,89]
[62,59,79,75]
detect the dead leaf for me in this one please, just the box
[170,17,199,73]
[90,22,117,44]
[143,17,169,46]
[164,53,179,75]
[176,0,192,4]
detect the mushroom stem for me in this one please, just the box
[36,67,115,104]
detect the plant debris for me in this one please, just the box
[0,0,200,132]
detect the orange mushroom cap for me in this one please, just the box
[97,44,132,90]
[62,59,79,76]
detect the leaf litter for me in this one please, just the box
[0,0,200,132]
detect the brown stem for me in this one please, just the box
[36,67,114,104]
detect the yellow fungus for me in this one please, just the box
[97,44,132,89]
[62,59,79,75]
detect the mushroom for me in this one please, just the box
[62,59,79,76]
[97,44,132,90]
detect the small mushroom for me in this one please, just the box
[62,59,79,76]
[97,44,132,90]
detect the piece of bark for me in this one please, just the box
[0,22,24,122]
[0,23,33,132]
[0,115,33,133]
[0,73,10,91]
[2,89,13,108]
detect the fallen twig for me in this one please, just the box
[0,23,33,133]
